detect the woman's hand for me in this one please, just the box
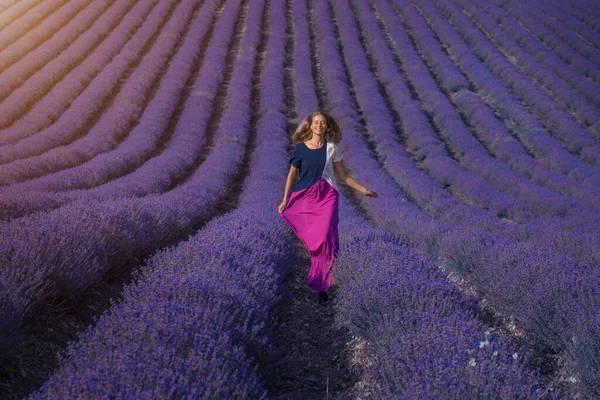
[362,188,378,198]
[334,160,378,199]
[278,199,288,213]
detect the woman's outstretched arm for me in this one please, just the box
[278,165,298,213]
[333,160,378,197]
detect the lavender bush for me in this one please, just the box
[0,0,186,176]
[450,0,600,161]
[0,0,237,221]
[0,0,145,136]
[0,0,67,53]
[414,0,600,186]
[311,0,599,395]
[379,0,600,211]
[5,0,218,193]
[0,0,251,352]
[32,3,295,395]
[0,0,95,75]
[1,0,597,397]
[496,0,600,87]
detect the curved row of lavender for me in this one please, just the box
[309,0,598,395]
[0,0,185,178]
[0,0,93,72]
[416,0,600,186]
[395,2,597,198]
[375,0,600,212]
[30,0,543,396]
[497,0,600,87]
[343,0,600,268]
[31,2,296,394]
[528,1,600,67]
[0,0,597,397]
[303,1,546,396]
[3,0,596,198]
[551,0,600,33]
[3,0,210,193]
[336,0,536,225]
[460,0,600,144]
[0,0,238,221]
[0,0,67,52]
[472,0,600,119]
[439,0,600,168]
[0,0,21,16]
[535,0,600,54]
[565,0,600,19]
[0,0,143,134]
[343,0,581,228]
[0,0,251,356]
[0,0,40,27]
[327,0,600,267]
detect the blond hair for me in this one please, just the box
[292,111,342,145]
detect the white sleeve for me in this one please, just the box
[333,143,344,162]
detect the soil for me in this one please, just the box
[263,241,363,400]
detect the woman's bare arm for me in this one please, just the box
[283,165,298,200]
[278,165,298,213]
[333,160,378,197]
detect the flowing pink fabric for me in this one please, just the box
[281,177,339,292]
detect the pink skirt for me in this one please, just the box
[281,178,339,292]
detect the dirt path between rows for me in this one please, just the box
[263,241,362,399]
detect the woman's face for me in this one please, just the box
[311,114,327,136]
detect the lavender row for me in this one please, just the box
[306,0,546,393]
[3,0,218,193]
[475,0,600,113]
[330,0,599,270]
[289,1,541,392]
[413,0,600,282]
[32,205,290,399]
[464,0,600,142]
[0,0,184,180]
[383,0,600,264]
[334,219,544,398]
[371,0,600,217]
[0,0,41,31]
[553,0,600,33]
[535,0,600,53]
[0,0,66,52]
[521,0,600,68]
[309,0,446,244]
[32,3,291,396]
[441,229,600,397]
[0,0,139,133]
[571,0,600,17]
[495,0,600,88]
[423,0,600,172]
[410,0,600,187]
[560,0,600,17]
[367,0,600,226]
[31,206,291,399]
[339,0,539,224]
[312,0,599,392]
[0,0,93,73]
[0,0,238,221]
[0,0,20,14]
[290,0,319,119]
[382,0,600,211]
[0,0,254,354]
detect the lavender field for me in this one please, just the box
[0,0,599,398]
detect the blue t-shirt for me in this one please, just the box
[289,141,327,192]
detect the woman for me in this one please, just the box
[278,111,378,304]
